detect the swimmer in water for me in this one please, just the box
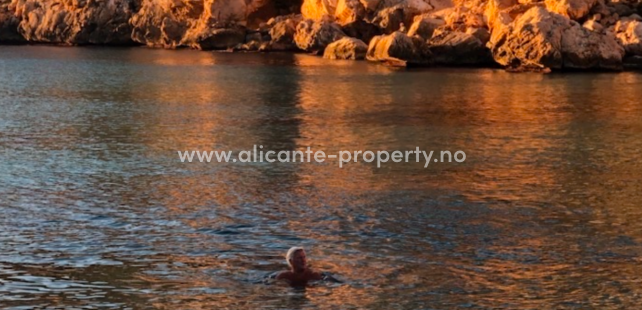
[276,247,323,286]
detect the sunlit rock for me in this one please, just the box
[488,6,624,70]
[614,18,642,56]
[267,14,302,50]
[323,36,367,59]
[131,0,276,48]
[545,0,597,21]
[10,0,136,44]
[407,14,445,39]
[366,31,430,66]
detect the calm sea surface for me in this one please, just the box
[1,46,642,309]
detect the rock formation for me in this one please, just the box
[267,14,302,50]
[488,6,625,70]
[294,18,346,53]
[428,30,493,65]
[366,31,430,66]
[10,0,136,45]
[0,0,641,71]
[615,18,642,56]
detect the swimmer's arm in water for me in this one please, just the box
[320,272,343,283]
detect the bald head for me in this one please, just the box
[286,247,307,272]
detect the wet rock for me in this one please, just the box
[428,30,492,65]
[11,0,136,45]
[623,55,642,70]
[323,36,367,59]
[489,6,624,70]
[190,27,247,50]
[366,31,429,66]
[295,18,346,54]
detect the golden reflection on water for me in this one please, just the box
[1,46,642,309]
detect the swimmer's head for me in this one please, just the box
[286,246,307,272]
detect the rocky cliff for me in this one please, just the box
[0,0,641,71]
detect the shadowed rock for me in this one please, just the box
[428,30,492,65]
[190,27,247,50]
[294,18,345,54]
[0,1,24,43]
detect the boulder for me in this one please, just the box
[323,36,368,59]
[341,20,381,44]
[10,0,136,45]
[545,0,597,21]
[301,0,337,21]
[372,5,420,34]
[407,14,445,39]
[428,30,492,65]
[268,16,301,50]
[334,0,367,25]
[488,6,624,70]
[561,21,624,70]
[366,31,429,66]
[295,19,346,53]
[608,2,635,18]
[614,19,642,55]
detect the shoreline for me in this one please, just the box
[2,0,642,72]
[3,43,641,73]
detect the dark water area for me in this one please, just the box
[1,46,642,309]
